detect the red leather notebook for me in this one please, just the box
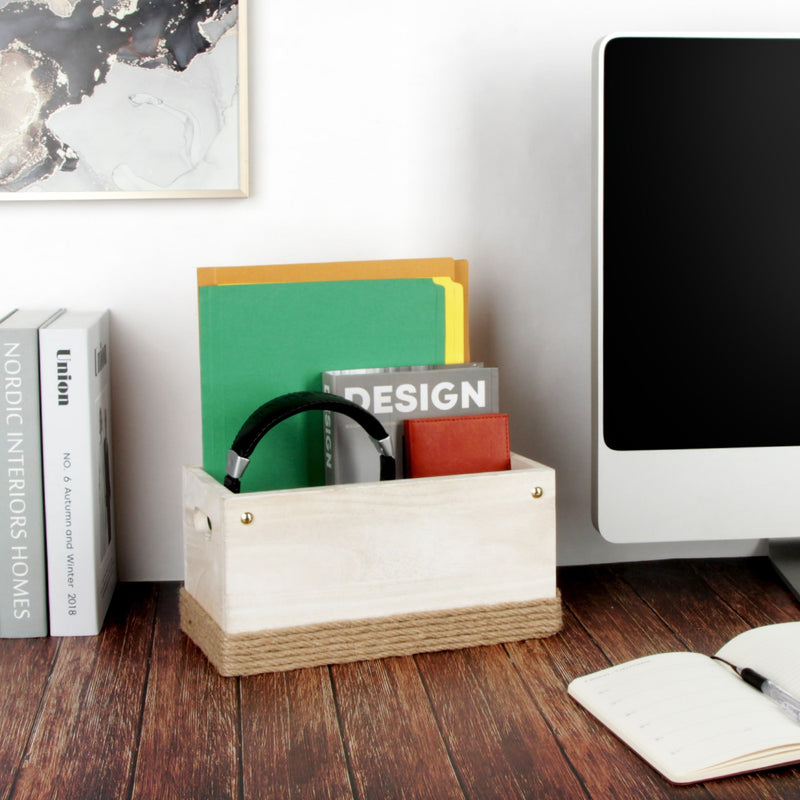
[403,414,511,478]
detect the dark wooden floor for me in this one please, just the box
[2,557,800,799]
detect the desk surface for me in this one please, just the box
[2,557,799,799]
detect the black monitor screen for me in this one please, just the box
[602,36,800,451]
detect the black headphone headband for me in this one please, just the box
[224,391,395,493]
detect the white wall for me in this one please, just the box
[5,0,797,580]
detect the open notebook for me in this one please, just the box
[568,622,800,784]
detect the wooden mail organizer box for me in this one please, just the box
[180,454,561,676]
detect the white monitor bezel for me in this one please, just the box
[592,32,800,544]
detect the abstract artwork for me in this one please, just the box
[0,0,247,199]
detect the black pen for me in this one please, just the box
[713,656,800,724]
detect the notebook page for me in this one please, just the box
[716,622,800,696]
[568,651,800,782]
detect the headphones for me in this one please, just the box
[224,391,396,493]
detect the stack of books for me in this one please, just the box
[1,309,116,639]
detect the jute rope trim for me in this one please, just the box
[180,588,562,676]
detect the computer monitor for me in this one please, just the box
[592,33,800,594]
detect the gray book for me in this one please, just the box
[1,308,65,637]
[322,364,500,484]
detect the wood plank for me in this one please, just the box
[691,557,800,626]
[416,644,587,800]
[0,636,59,799]
[556,561,800,799]
[9,582,157,800]
[240,666,353,800]
[615,559,800,800]
[507,603,712,799]
[1,561,798,800]
[616,558,800,658]
[331,655,464,799]
[613,559,753,655]
[559,564,688,660]
[131,583,240,800]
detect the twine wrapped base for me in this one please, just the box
[180,588,562,676]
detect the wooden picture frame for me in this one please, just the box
[0,0,248,200]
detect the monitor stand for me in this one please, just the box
[768,540,800,602]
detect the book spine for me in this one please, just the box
[321,374,335,485]
[40,317,115,636]
[0,329,48,637]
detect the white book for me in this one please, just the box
[568,622,800,784]
[39,310,116,636]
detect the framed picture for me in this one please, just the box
[0,0,248,200]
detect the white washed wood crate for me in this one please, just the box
[180,454,561,676]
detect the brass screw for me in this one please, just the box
[240,512,254,525]
[531,487,544,499]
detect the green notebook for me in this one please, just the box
[198,277,456,491]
